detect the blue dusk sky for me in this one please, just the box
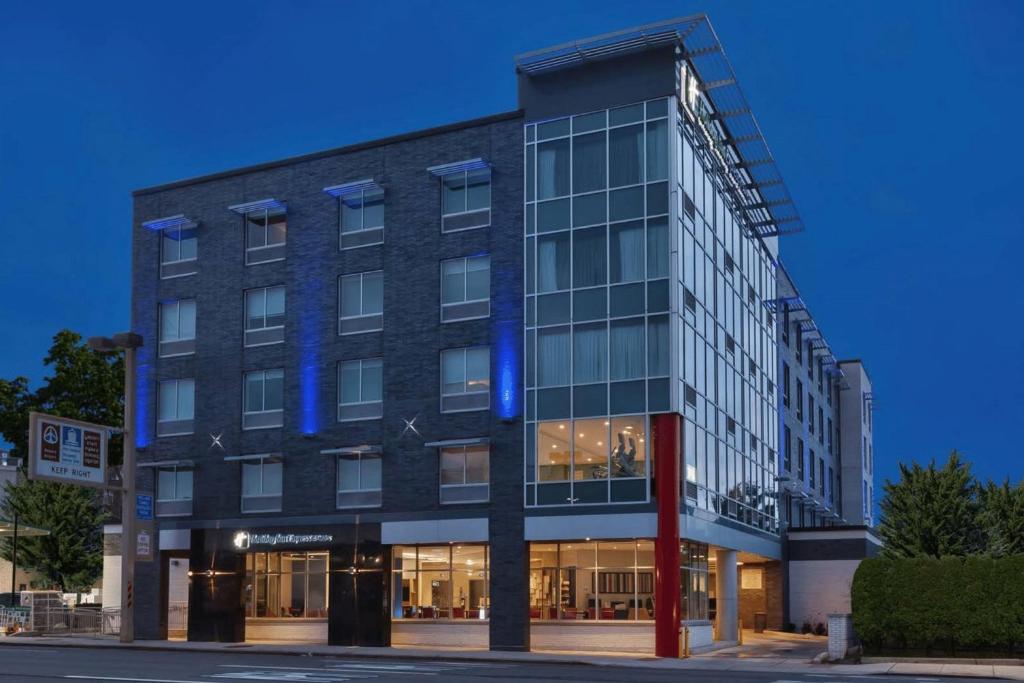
[1,1,1021,494]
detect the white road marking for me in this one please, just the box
[212,673,356,682]
[64,677,208,683]
[218,663,435,676]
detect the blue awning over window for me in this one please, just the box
[427,158,490,177]
[228,198,285,214]
[142,214,196,231]
[323,179,382,198]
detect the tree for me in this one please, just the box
[878,451,984,558]
[978,479,1024,557]
[0,330,123,592]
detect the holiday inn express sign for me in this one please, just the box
[28,412,110,488]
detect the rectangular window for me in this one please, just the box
[160,224,197,278]
[338,358,383,421]
[809,396,816,434]
[339,271,383,335]
[783,425,792,472]
[159,299,196,357]
[241,457,283,513]
[441,255,490,322]
[392,544,489,620]
[537,138,570,199]
[809,449,816,490]
[244,286,285,346]
[796,438,805,482]
[796,379,804,421]
[245,550,328,619]
[244,207,287,265]
[337,451,382,508]
[442,169,491,232]
[243,369,284,429]
[818,407,825,445]
[610,318,645,380]
[782,362,791,408]
[440,445,489,504]
[537,327,570,387]
[340,187,385,249]
[156,466,193,517]
[818,458,826,496]
[609,220,644,283]
[441,347,489,413]
[157,379,194,437]
[537,232,570,292]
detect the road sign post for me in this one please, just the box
[119,341,137,643]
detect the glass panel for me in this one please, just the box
[341,197,362,233]
[573,226,606,288]
[465,446,488,484]
[537,138,570,199]
[177,379,194,419]
[246,211,267,248]
[647,217,669,279]
[263,370,284,411]
[611,416,646,477]
[610,319,645,380]
[178,228,197,260]
[340,275,361,317]
[160,303,178,341]
[466,169,491,211]
[610,221,644,283]
[443,173,466,215]
[442,350,465,395]
[647,316,670,377]
[537,232,570,292]
[465,348,489,392]
[178,300,196,339]
[574,418,609,480]
[537,421,571,481]
[246,290,265,329]
[244,373,264,412]
[440,448,464,485]
[338,454,361,490]
[262,461,283,495]
[361,359,383,402]
[161,232,180,263]
[573,323,607,384]
[465,256,489,301]
[572,131,606,194]
[608,124,643,187]
[441,259,466,304]
[177,469,193,500]
[363,189,385,229]
[307,554,328,618]
[158,381,177,421]
[339,362,361,404]
[242,461,262,496]
[645,119,668,181]
[537,327,570,387]
[157,469,176,500]
[362,272,383,315]
[265,287,285,327]
[266,211,287,245]
[362,454,382,490]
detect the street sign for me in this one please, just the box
[135,494,153,521]
[27,412,110,489]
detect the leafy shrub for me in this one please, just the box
[852,556,1024,654]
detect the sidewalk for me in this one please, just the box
[0,632,1021,680]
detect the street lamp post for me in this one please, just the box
[88,332,142,644]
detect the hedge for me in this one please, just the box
[852,556,1024,654]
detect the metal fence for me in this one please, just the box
[19,606,121,636]
[168,601,188,635]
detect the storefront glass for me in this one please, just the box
[244,551,329,618]
[391,544,489,620]
[680,541,709,620]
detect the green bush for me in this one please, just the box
[852,556,1024,654]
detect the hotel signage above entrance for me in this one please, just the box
[233,531,334,550]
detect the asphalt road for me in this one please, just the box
[0,647,995,683]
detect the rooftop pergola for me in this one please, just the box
[515,14,805,240]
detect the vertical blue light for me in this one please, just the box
[298,294,321,436]
[134,353,152,449]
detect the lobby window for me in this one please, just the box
[242,206,287,265]
[245,551,328,618]
[240,456,283,513]
[439,444,489,504]
[158,299,196,357]
[243,369,284,429]
[441,168,491,232]
[339,271,383,335]
[244,286,285,347]
[336,450,382,508]
[156,466,193,517]
[441,347,489,413]
[392,545,489,620]
[341,187,385,249]
[157,379,194,437]
[441,255,490,322]
[159,223,197,278]
[338,358,383,422]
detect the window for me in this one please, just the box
[610,220,644,283]
[160,223,197,278]
[796,379,804,421]
[442,169,491,232]
[340,187,385,248]
[818,407,825,445]
[243,369,284,429]
[809,449,816,490]
[156,466,193,517]
[441,255,490,322]
[610,318,645,380]
[782,362,790,408]
[809,396,816,434]
[440,444,489,504]
[157,379,194,436]
[241,457,283,513]
[244,286,285,346]
[537,138,570,199]
[818,457,826,496]
[392,545,489,620]
[338,359,383,421]
[441,347,489,412]
[339,271,383,334]
[244,207,287,265]
[796,438,805,482]
[536,416,647,496]
[783,425,792,471]
[537,327,570,387]
[537,232,570,292]
[245,551,328,619]
[159,299,196,357]
[796,325,803,362]
[337,451,382,508]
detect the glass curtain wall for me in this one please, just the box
[675,94,780,534]
[391,545,489,620]
[244,551,329,618]
[524,98,671,507]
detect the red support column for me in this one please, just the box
[653,412,681,658]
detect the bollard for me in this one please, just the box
[738,619,743,645]
[684,626,690,658]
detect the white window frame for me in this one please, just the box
[244,207,287,263]
[158,299,196,357]
[440,347,490,415]
[441,169,492,218]
[340,188,385,237]
[160,225,198,267]
[157,379,195,434]
[440,255,490,322]
[156,466,194,503]
[439,445,490,504]
[336,452,382,508]
[338,271,383,335]
[337,358,383,422]
[244,286,286,337]
[241,457,283,513]
[242,369,284,429]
